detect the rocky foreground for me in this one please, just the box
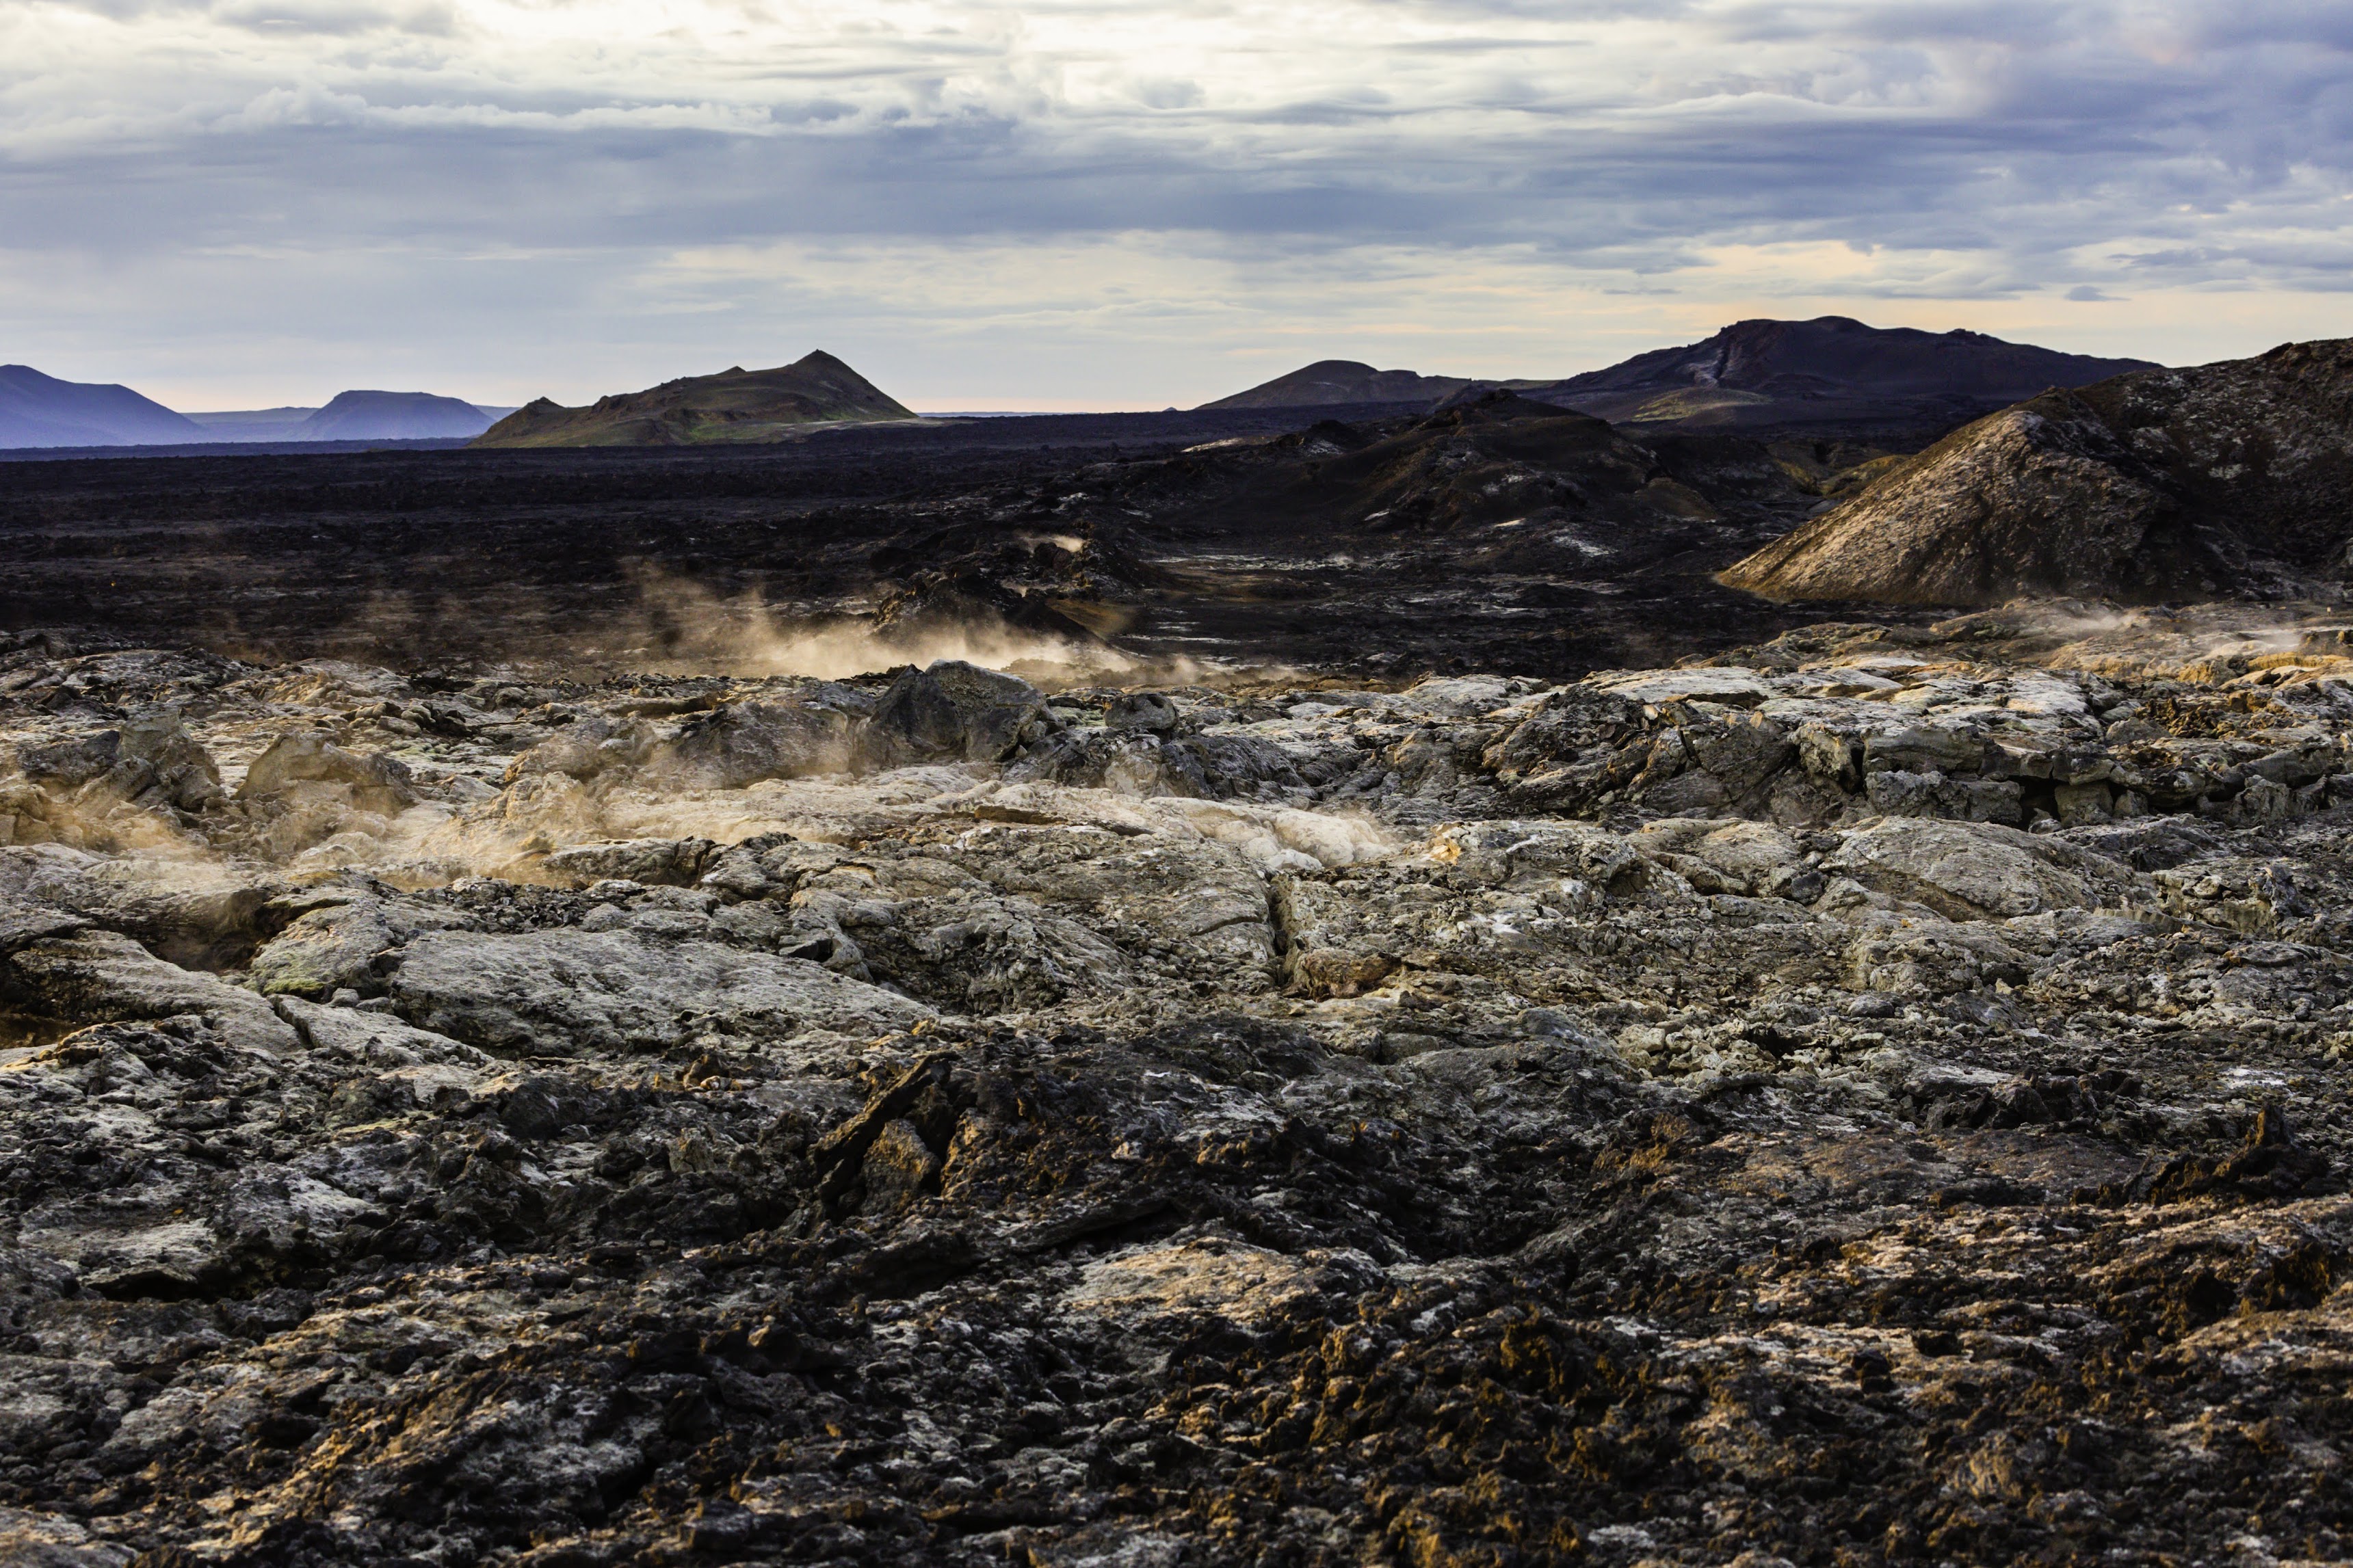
[7,607,2353,1566]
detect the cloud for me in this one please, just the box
[0,0,2347,403]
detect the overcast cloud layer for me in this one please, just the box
[3,0,2350,409]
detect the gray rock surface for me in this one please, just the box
[5,612,2353,1566]
[387,928,934,1056]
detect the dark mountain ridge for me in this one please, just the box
[1527,315,2159,429]
[0,365,205,449]
[1195,319,2157,434]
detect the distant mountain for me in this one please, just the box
[473,352,915,448]
[1720,338,2353,607]
[0,365,205,449]
[186,400,518,442]
[183,407,318,441]
[1526,317,2158,428]
[295,390,491,440]
[1198,360,1476,411]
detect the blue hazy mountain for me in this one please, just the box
[0,364,207,448]
[293,390,494,440]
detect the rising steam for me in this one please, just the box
[592,568,1140,685]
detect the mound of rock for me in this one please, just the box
[1721,337,2353,604]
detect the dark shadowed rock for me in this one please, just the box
[660,692,867,786]
[853,660,1053,770]
[538,838,715,889]
[0,929,298,1052]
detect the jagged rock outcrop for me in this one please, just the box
[1722,338,2353,604]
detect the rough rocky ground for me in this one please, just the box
[8,595,2353,1566]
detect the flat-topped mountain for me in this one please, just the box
[295,390,491,440]
[1529,316,2158,429]
[473,351,915,448]
[0,364,205,449]
[1720,337,2353,605]
[1198,359,1476,410]
[181,407,319,440]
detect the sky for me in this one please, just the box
[2,0,2350,411]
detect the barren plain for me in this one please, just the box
[4,390,2353,1568]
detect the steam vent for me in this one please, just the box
[9,334,2353,1567]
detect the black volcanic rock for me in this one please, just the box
[1530,315,2157,429]
[1183,390,1705,535]
[295,390,492,440]
[1722,337,2353,605]
[1199,358,1476,410]
[0,364,205,449]
[0,401,1868,680]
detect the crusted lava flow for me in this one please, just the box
[5,598,2353,1567]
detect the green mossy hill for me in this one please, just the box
[472,351,915,448]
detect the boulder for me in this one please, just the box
[384,929,934,1057]
[238,734,416,814]
[1794,724,1861,790]
[0,929,299,1054]
[1634,819,1809,896]
[1863,770,2025,825]
[0,845,289,969]
[1005,731,1302,801]
[14,732,123,790]
[16,715,222,814]
[853,661,1053,771]
[539,838,716,889]
[249,898,412,998]
[1864,724,1987,776]
[500,715,658,785]
[272,993,491,1067]
[1823,818,2136,920]
[661,693,867,787]
[1105,692,1183,735]
[1848,914,2034,996]
[120,712,226,810]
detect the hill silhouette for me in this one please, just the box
[1198,360,1475,410]
[295,391,491,440]
[1719,338,2353,606]
[1528,317,2157,430]
[473,351,914,448]
[0,365,205,448]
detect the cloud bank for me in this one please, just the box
[2,0,2348,406]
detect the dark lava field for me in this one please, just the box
[8,377,2353,1568]
[0,399,1933,682]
